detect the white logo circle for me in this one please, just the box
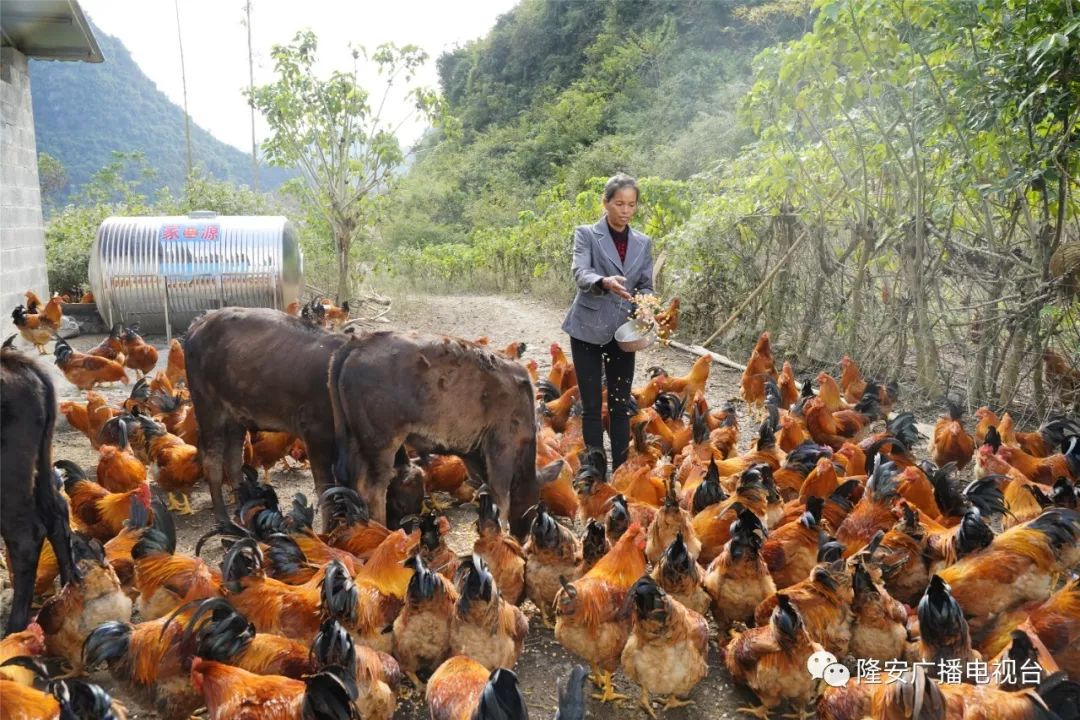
[806,650,838,679]
[822,662,851,688]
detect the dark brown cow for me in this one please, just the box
[183,308,352,525]
[1,336,79,633]
[329,331,540,539]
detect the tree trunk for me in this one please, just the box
[969,304,990,406]
[997,323,1024,408]
[795,226,827,361]
[766,211,793,338]
[894,299,909,382]
[847,223,873,350]
[1031,321,1045,416]
[901,221,942,399]
[336,230,351,304]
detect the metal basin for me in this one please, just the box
[614,318,656,352]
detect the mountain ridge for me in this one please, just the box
[29,20,292,201]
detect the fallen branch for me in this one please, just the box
[666,340,746,372]
[341,301,392,329]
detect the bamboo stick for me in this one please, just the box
[698,229,810,348]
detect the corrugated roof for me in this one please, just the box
[1,0,103,63]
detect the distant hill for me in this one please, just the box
[29,21,292,201]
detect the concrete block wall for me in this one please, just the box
[1,46,49,335]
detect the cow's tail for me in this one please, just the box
[328,340,360,491]
[29,360,58,503]
[28,357,75,585]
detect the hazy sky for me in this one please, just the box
[78,0,519,152]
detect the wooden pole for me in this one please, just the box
[244,0,258,191]
[175,0,193,180]
[698,229,810,348]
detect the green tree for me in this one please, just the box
[45,152,156,294]
[37,152,68,208]
[248,30,443,301]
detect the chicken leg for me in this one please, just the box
[406,670,425,691]
[737,703,773,720]
[639,687,657,719]
[177,493,194,515]
[589,667,628,703]
[165,492,183,513]
[664,695,695,711]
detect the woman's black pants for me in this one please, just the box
[570,336,635,474]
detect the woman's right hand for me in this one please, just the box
[602,275,632,301]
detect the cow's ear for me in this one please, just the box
[537,459,565,486]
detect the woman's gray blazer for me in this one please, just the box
[561,217,654,346]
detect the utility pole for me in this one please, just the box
[175,0,193,180]
[244,0,258,190]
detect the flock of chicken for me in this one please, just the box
[532,332,1080,719]
[3,289,1080,720]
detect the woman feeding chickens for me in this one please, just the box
[561,173,655,474]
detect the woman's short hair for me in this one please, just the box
[603,173,639,202]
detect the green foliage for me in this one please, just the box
[384,0,805,290]
[380,0,1079,408]
[37,152,67,208]
[248,30,442,300]
[392,176,695,291]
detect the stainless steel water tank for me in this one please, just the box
[89,212,303,335]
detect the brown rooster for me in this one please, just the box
[726,594,826,720]
[705,509,776,634]
[11,296,62,353]
[449,554,529,671]
[120,324,159,376]
[741,331,778,415]
[473,488,526,606]
[554,523,647,702]
[930,400,975,470]
[54,338,129,390]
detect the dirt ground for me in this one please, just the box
[4,291,770,719]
